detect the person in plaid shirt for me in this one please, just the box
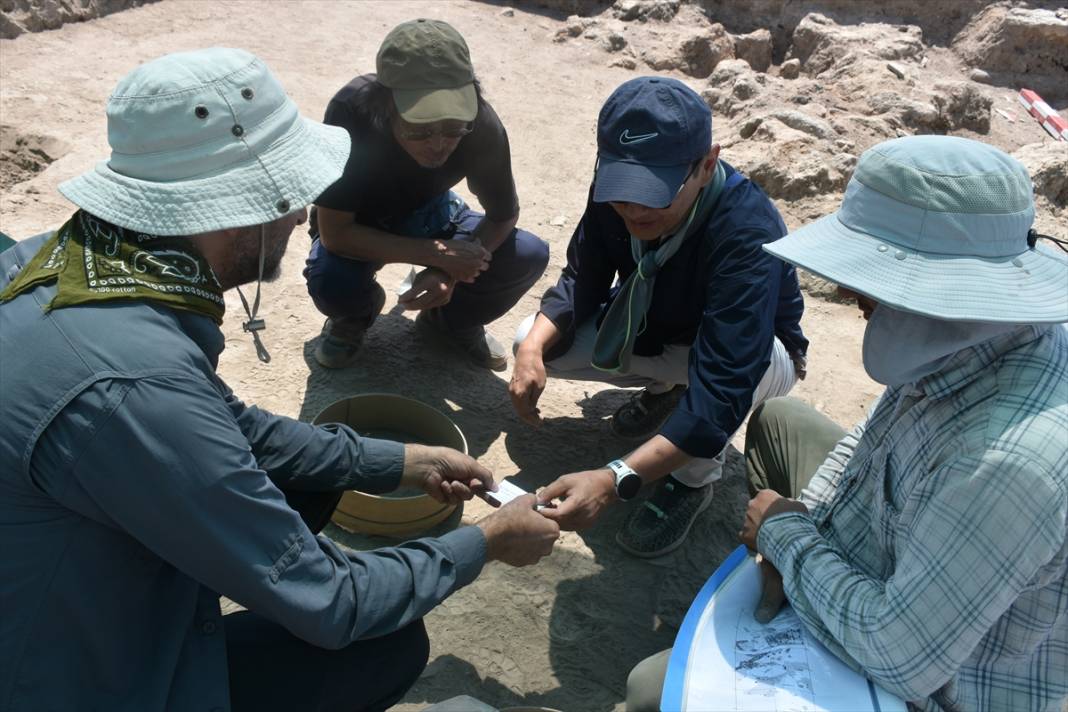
[626,136,1068,712]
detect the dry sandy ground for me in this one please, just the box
[0,2,885,709]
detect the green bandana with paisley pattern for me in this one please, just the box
[0,211,225,323]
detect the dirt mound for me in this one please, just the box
[545,0,1066,208]
[953,5,1068,100]
[0,126,68,192]
[0,0,158,39]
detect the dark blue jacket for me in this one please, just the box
[540,162,808,458]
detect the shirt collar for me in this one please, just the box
[918,325,1052,399]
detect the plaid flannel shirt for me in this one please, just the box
[758,324,1068,711]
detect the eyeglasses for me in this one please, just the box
[672,159,704,201]
[395,123,473,142]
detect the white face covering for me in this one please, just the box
[861,304,1024,387]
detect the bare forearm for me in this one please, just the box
[517,313,562,357]
[469,214,518,253]
[622,434,693,483]
[320,220,441,266]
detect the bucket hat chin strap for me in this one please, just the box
[235,226,271,363]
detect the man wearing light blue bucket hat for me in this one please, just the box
[0,48,560,712]
[626,135,1068,712]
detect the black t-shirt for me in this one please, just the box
[314,74,520,229]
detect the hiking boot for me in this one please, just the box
[610,384,687,440]
[416,308,508,372]
[313,283,386,369]
[615,476,713,558]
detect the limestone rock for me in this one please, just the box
[930,81,992,133]
[738,111,836,141]
[732,28,773,72]
[1,0,158,39]
[641,23,734,78]
[1013,142,1068,209]
[612,0,679,23]
[603,32,628,52]
[953,6,1068,98]
[678,24,735,78]
[708,58,755,87]
[788,13,924,77]
[780,58,801,79]
[868,92,941,132]
[731,118,851,201]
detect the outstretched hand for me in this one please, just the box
[401,444,496,506]
[509,347,547,426]
[535,469,617,531]
[398,267,455,311]
[478,494,560,567]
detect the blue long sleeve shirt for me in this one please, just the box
[0,233,486,711]
[539,162,808,458]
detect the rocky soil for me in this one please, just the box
[545,0,1068,301]
[1,1,1065,710]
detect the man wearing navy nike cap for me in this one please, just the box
[510,76,808,556]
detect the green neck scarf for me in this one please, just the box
[592,160,726,373]
[0,211,225,323]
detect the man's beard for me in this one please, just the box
[229,225,291,287]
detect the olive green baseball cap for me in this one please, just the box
[376,19,477,124]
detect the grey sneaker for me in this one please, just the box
[615,476,713,558]
[610,384,687,440]
[416,308,508,372]
[313,284,385,369]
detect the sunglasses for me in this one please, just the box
[396,123,473,142]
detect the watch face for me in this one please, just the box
[617,473,642,500]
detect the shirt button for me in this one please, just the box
[201,620,217,635]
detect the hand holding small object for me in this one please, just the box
[477,494,560,566]
[400,444,496,506]
[535,469,617,531]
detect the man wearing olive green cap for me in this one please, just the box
[305,18,548,371]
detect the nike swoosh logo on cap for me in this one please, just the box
[619,129,659,145]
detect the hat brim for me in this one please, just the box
[592,158,690,208]
[58,119,350,236]
[765,213,1068,323]
[392,84,477,124]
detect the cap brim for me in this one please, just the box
[765,213,1068,323]
[592,158,690,208]
[392,84,477,123]
[59,119,351,236]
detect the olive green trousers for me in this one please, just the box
[625,397,847,712]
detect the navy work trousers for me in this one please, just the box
[303,208,549,331]
[225,487,430,712]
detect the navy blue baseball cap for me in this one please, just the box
[593,76,712,208]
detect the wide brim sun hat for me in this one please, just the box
[765,135,1068,323]
[59,47,350,236]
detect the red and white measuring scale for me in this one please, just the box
[1018,89,1068,141]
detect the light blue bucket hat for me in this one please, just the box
[765,135,1068,323]
[59,48,350,236]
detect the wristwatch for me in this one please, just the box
[606,459,642,501]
